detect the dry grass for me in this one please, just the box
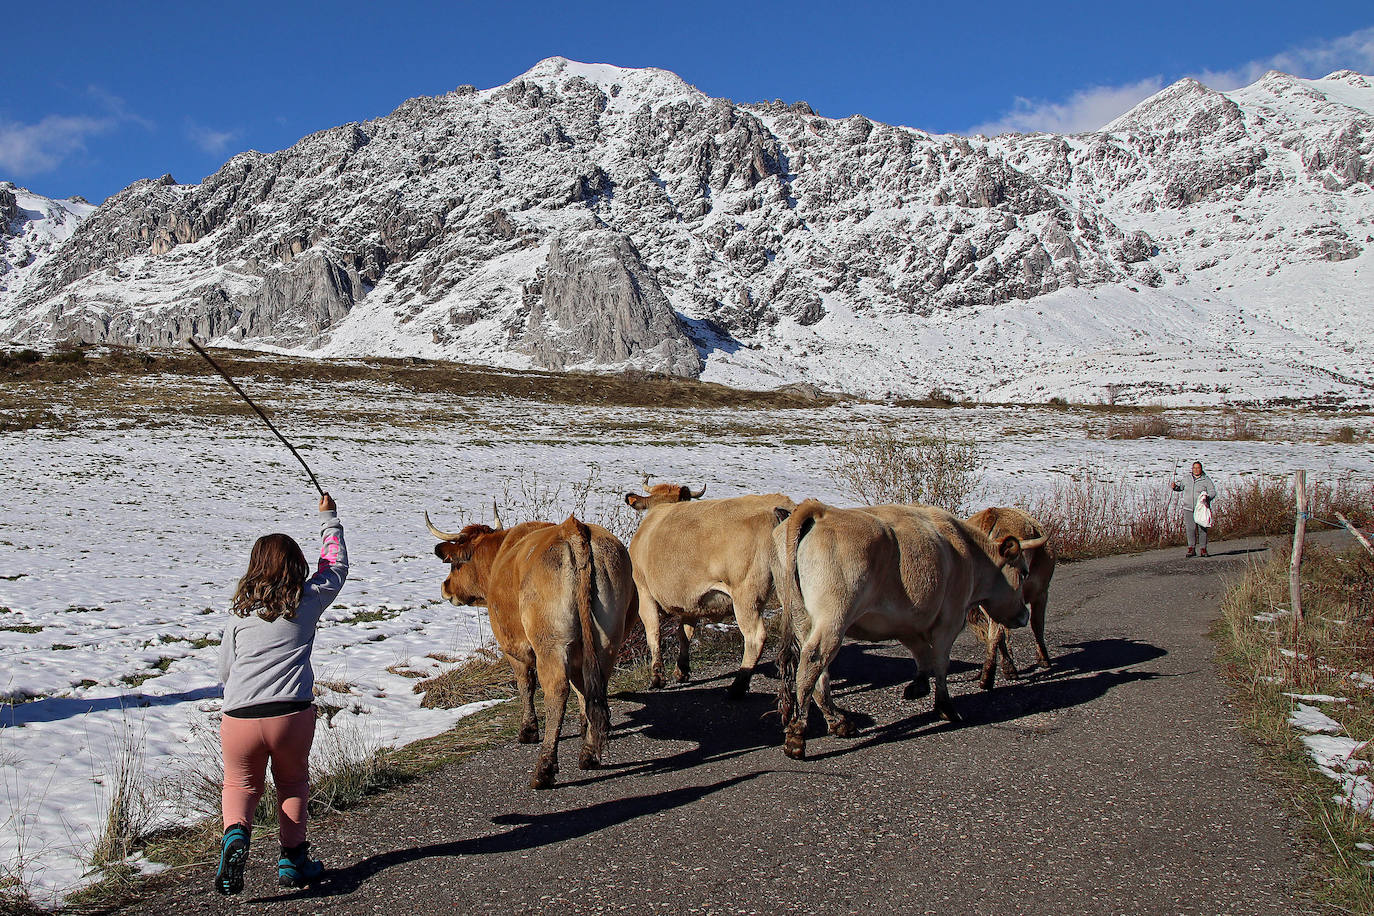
[88,723,154,869]
[828,429,983,513]
[0,344,835,411]
[1019,473,1374,561]
[1095,409,1265,441]
[1216,545,1374,911]
[414,644,514,708]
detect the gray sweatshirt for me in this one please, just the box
[218,511,348,714]
[1172,473,1218,514]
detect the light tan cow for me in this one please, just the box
[965,507,1054,690]
[772,500,1032,759]
[625,482,796,698]
[427,512,635,789]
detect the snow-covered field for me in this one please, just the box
[2,370,1373,903]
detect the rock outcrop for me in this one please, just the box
[524,228,701,375]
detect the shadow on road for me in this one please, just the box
[804,637,1169,762]
[271,771,769,901]
[0,685,222,728]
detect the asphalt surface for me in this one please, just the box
[115,536,1321,916]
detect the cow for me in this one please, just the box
[965,507,1054,690]
[625,480,796,698]
[772,500,1032,760]
[426,511,635,789]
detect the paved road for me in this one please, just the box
[118,537,1318,915]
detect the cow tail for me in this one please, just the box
[775,499,822,725]
[568,516,609,743]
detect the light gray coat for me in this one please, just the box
[218,511,348,713]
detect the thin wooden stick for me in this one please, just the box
[188,340,325,497]
[1335,512,1374,558]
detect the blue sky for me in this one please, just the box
[5,1,1373,202]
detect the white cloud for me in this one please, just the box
[969,77,1164,136]
[186,122,240,156]
[0,89,151,177]
[1194,24,1374,89]
[970,25,1374,136]
[0,113,116,175]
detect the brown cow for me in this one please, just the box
[626,481,795,697]
[965,507,1054,690]
[427,512,635,789]
[772,500,1032,759]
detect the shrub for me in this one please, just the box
[828,429,984,513]
[1014,471,1374,561]
[1101,416,1173,439]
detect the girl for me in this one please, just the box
[215,493,348,895]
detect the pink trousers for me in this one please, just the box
[220,708,315,846]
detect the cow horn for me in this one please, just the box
[1017,534,1049,551]
[492,501,505,530]
[689,484,707,498]
[425,511,463,541]
[640,472,652,489]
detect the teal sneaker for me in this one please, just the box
[277,841,325,888]
[214,823,251,895]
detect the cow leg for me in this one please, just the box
[727,595,768,700]
[1030,589,1051,670]
[785,626,844,760]
[814,669,857,738]
[508,653,539,744]
[907,638,961,723]
[531,655,570,790]
[673,621,694,683]
[639,593,667,689]
[899,639,929,700]
[996,628,1019,683]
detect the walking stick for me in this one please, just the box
[188,340,325,497]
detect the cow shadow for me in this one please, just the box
[270,770,773,901]
[803,637,1169,762]
[554,683,784,786]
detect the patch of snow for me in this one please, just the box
[1290,703,1344,734]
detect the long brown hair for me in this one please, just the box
[230,533,309,621]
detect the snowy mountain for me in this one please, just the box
[2,59,1372,404]
[0,183,95,305]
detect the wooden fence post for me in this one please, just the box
[1290,470,1307,630]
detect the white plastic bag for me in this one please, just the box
[1194,493,1213,529]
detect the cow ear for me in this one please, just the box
[773,507,793,526]
[435,542,460,563]
[999,535,1022,560]
[626,493,648,512]
[678,486,692,501]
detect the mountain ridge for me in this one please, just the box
[2,58,1372,405]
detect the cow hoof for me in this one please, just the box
[577,748,601,770]
[673,667,691,684]
[783,739,807,761]
[517,723,539,744]
[979,675,996,691]
[936,704,963,724]
[531,760,558,789]
[828,718,857,739]
[903,679,930,700]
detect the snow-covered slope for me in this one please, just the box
[0,183,96,306]
[2,59,1372,404]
